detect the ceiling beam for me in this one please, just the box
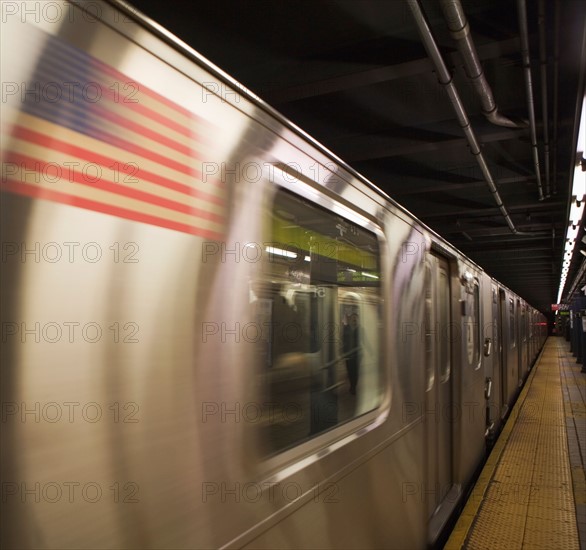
[391,175,533,196]
[341,127,528,162]
[443,221,556,235]
[470,254,553,262]
[464,245,555,254]
[262,38,520,104]
[420,200,565,220]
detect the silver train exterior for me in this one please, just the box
[0,1,548,548]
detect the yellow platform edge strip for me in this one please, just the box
[444,345,545,550]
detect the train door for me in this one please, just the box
[529,310,537,368]
[528,310,534,365]
[424,253,452,522]
[489,285,501,431]
[498,289,507,416]
[523,306,529,374]
[517,299,524,387]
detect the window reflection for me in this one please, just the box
[253,189,382,454]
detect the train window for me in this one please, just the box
[253,188,382,454]
[463,274,480,368]
[509,299,516,348]
[424,265,434,392]
[472,282,480,367]
[439,271,450,381]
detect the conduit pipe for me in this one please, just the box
[518,0,546,201]
[538,0,551,197]
[406,0,542,236]
[438,0,524,129]
[552,0,560,195]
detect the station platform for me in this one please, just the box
[445,337,586,550]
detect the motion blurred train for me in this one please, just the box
[0,1,547,548]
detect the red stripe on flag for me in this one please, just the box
[1,179,224,240]
[11,125,225,201]
[93,102,194,156]
[99,84,198,141]
[5,152,224,223]
[93,58,199,121]
[92,59,216,134]
[13,124,195,177]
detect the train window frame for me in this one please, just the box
[424,263,434,392]
[255,176,390,471]
[472,279,481,371]
[509,298,516,349]
[461,271,481,371]
[438,268,451,382]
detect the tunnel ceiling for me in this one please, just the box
[131,0,586,314]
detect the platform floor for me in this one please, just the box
[446,337,586,550]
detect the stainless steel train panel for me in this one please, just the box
[481,275,498,438]
[518,300,524,380]
[451,262,486,487]
[0,1,431,548]
[501,290,519,410]
[517,299,527,384]
[0,1,549,549]
[489,282,504,434]
[242,423,426,550]
[423,252,454,540]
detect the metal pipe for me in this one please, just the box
[439,0,524,128]
[518,0,545,201]
[552,0,560,195]
[406,0,540,236]
[538,0,551,197]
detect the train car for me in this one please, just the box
[482,281,547,444]
[0,1,547,548]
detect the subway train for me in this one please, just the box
[0,1,547,548]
